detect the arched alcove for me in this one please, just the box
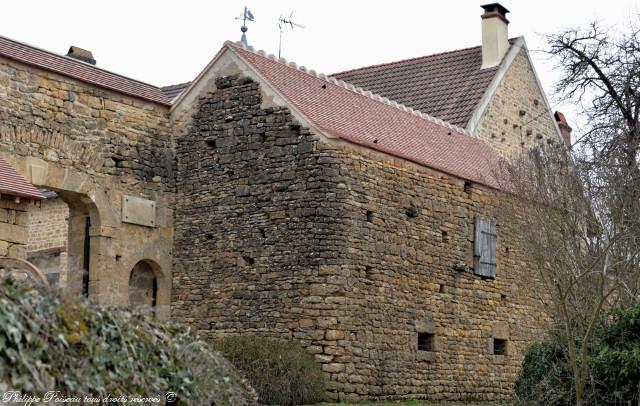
[128,260,158,309]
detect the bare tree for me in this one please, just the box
[504,145,640,406]
[506,20,640,406]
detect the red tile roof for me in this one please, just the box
[0,35,171,106]
[228,42,502,189]
[332,45,503,128]
[0,155,45,200]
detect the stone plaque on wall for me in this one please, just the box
[122,195,156,227]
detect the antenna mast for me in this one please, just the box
[235,6,255,47]
[278,12,304,58]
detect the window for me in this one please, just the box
[417,332,435,352]
[493,338,507,355]
[474,217,497,278]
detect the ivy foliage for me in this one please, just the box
[0,278,258,405]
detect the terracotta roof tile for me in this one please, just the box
[332,45,502,128]
[0,35,171,106]
[229,43,502,189]
[0,155,45,200]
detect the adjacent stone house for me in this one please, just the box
[0,3,569,401]
[0,155,44,258]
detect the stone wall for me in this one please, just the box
[0,57,174,192]
[25,197,69,287]
[0,198,31,258]
[475,49,561,160]
[26,197,68,252]
[172,75,350,332]
[173,75,549,402]
[327,144,548,401]
[0,56,174,311]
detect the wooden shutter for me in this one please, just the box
[474,218,497,278]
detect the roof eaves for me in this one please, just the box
[0,34,171,106]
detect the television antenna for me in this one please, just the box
[278,12,304,58]
[235,6,255,47]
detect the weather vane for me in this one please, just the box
[235,6,255,47]
[278,12,304,58]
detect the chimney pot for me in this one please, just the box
[480,3,510,69]
[554,111,573,147]
[66,46,96,65]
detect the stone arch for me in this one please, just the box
[129,261,158,307]
[4,155,118,302]
[122,256,170,320]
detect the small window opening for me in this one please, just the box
[418,332,435,352]
[242,255,255,266]
[500,293,507,301]
[494,338,507,355]
[405,204,419,218]
[464,181,472,195]
[366,210,373,223]
[441,230,448,242]
[439,284,446,294]
[365,266,373,278]
[259,228,267,239]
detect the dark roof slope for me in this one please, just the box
[161,82,191,101]
[0,156,45,200]
[332,45,502,128]
[0,35,171,106]
[229,42,502,188]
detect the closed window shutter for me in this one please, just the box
[474,218,497,278]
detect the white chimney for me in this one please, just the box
[481,3,510,69]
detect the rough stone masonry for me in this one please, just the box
[172,75,550,402]
[0,20,562,400]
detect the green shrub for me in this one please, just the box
[213,335,326,405]
[516,301,640,406]
[589,303,640,405]
[515,339,574,405]
[0,278,258,405]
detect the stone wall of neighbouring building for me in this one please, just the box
[25,196,69,287]
[173,75,550,402]
[475,49,562,160]
[0,55,175,314]
[0,198,31,258]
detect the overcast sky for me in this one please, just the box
[2,0,639,130]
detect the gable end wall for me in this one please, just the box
[475,49,560,160]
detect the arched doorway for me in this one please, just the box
[128,261,158,309]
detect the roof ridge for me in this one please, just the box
[0,34,167,92]
[226,41,476,138]
[330,43,483,77]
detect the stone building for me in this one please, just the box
[0,3,569,402]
